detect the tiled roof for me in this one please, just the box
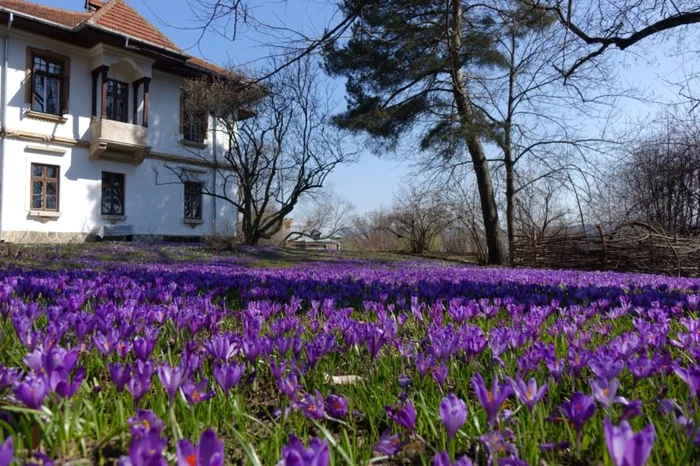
[0,0,231,75]
[0,0,90,27]
[87,0,182,52]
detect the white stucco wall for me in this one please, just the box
[0,28,238,241]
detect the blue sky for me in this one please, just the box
[35,0,410,214]
[39,1,692,214]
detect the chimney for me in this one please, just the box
[85,0,104,12]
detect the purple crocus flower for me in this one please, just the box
[673,364,700,398]
[439,393,467,439]
[0,437,12,466]
[157,363,185,403]
[128,410,165,438]
[590,377,621,408]
[398,374,412,388]
[118,430,168,466]
[109,362,131,393]
[325,394,349,418]
[603,417,655,466]
[620,400,643,421]
[279,435,329,466]
[386,399,417,432]
[50,366,85,399]
[472,372,511,424]
[373,429,402,456]
[133,336,155,362]
[546,358,565,381]
[509,375,547,413]
[182,378,214,405]
[297,390,326,420]
[26,452,54,466]
[561,392,596,437]
[539,441,571,452]
[176,429,224,466]
[0,365,21,391]
[14,374,48,410]
[127,374,151,404]
[212,361,245,393]
[433,451,473,466]
[479,430,518,461]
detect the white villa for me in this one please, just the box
[0,0,239,243]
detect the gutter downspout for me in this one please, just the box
[0,12,14,243]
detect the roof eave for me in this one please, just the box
[0,6,80,31]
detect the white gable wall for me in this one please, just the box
[0,28,238,242]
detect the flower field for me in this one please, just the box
[0,248,699,465]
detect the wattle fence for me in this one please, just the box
[513,222,700,277]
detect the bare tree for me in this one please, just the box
[514,177,569,242]
[280,190,355,244]
[614,114,700,235]
[523,0,700,77]
[387,186,456,254]
[346,209,401,252]
[177,56,354,244]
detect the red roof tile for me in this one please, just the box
[88,0,182,52]
[0,0,233,76]
[0,0,90,27]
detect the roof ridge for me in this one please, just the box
[85,0,119,24]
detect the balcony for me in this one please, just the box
[89,119,151,165]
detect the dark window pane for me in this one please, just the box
[33,56,46,72]
[32,194,43,209]
[46,182,56,196]
[32,180,43,195]
[45,78,60,115]
[45,195,57,210]
[32,164,43,177]
[101,172,125,215]
[33,75,45,113]
[46,166,57,178]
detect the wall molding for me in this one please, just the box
[2,127,229,169]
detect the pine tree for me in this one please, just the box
[324,0,510,264]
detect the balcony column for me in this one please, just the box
[132,80,140,125]
[100,66,109,119]
[142,77,151,128]
[91,65,108,119]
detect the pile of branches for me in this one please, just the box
[513,222,700,277]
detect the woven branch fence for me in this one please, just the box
[513,222,700,277]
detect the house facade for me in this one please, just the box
[0,0,239,243]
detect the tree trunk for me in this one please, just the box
[505,147,516,264]
[504,28,517,265]
[448,0,507,265]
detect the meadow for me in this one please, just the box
[0,244,698,465]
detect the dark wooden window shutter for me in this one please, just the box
[179,90,185,134]
[60,75,70,115]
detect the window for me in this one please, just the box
[181,91,207,143]
[30,53,69,116]
[30,163,59,211]
[101,172,125,216]
[184,181,203,221]
[106,79,129,122]
[183,113,207,143]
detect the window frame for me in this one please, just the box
[30,163,60,212]
[105,78,129,123]
[26,48,70,117]
[180,90,208,144]
[101,172,126,216]
[184,181,204,221]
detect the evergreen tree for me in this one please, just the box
[324,0,511,264]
